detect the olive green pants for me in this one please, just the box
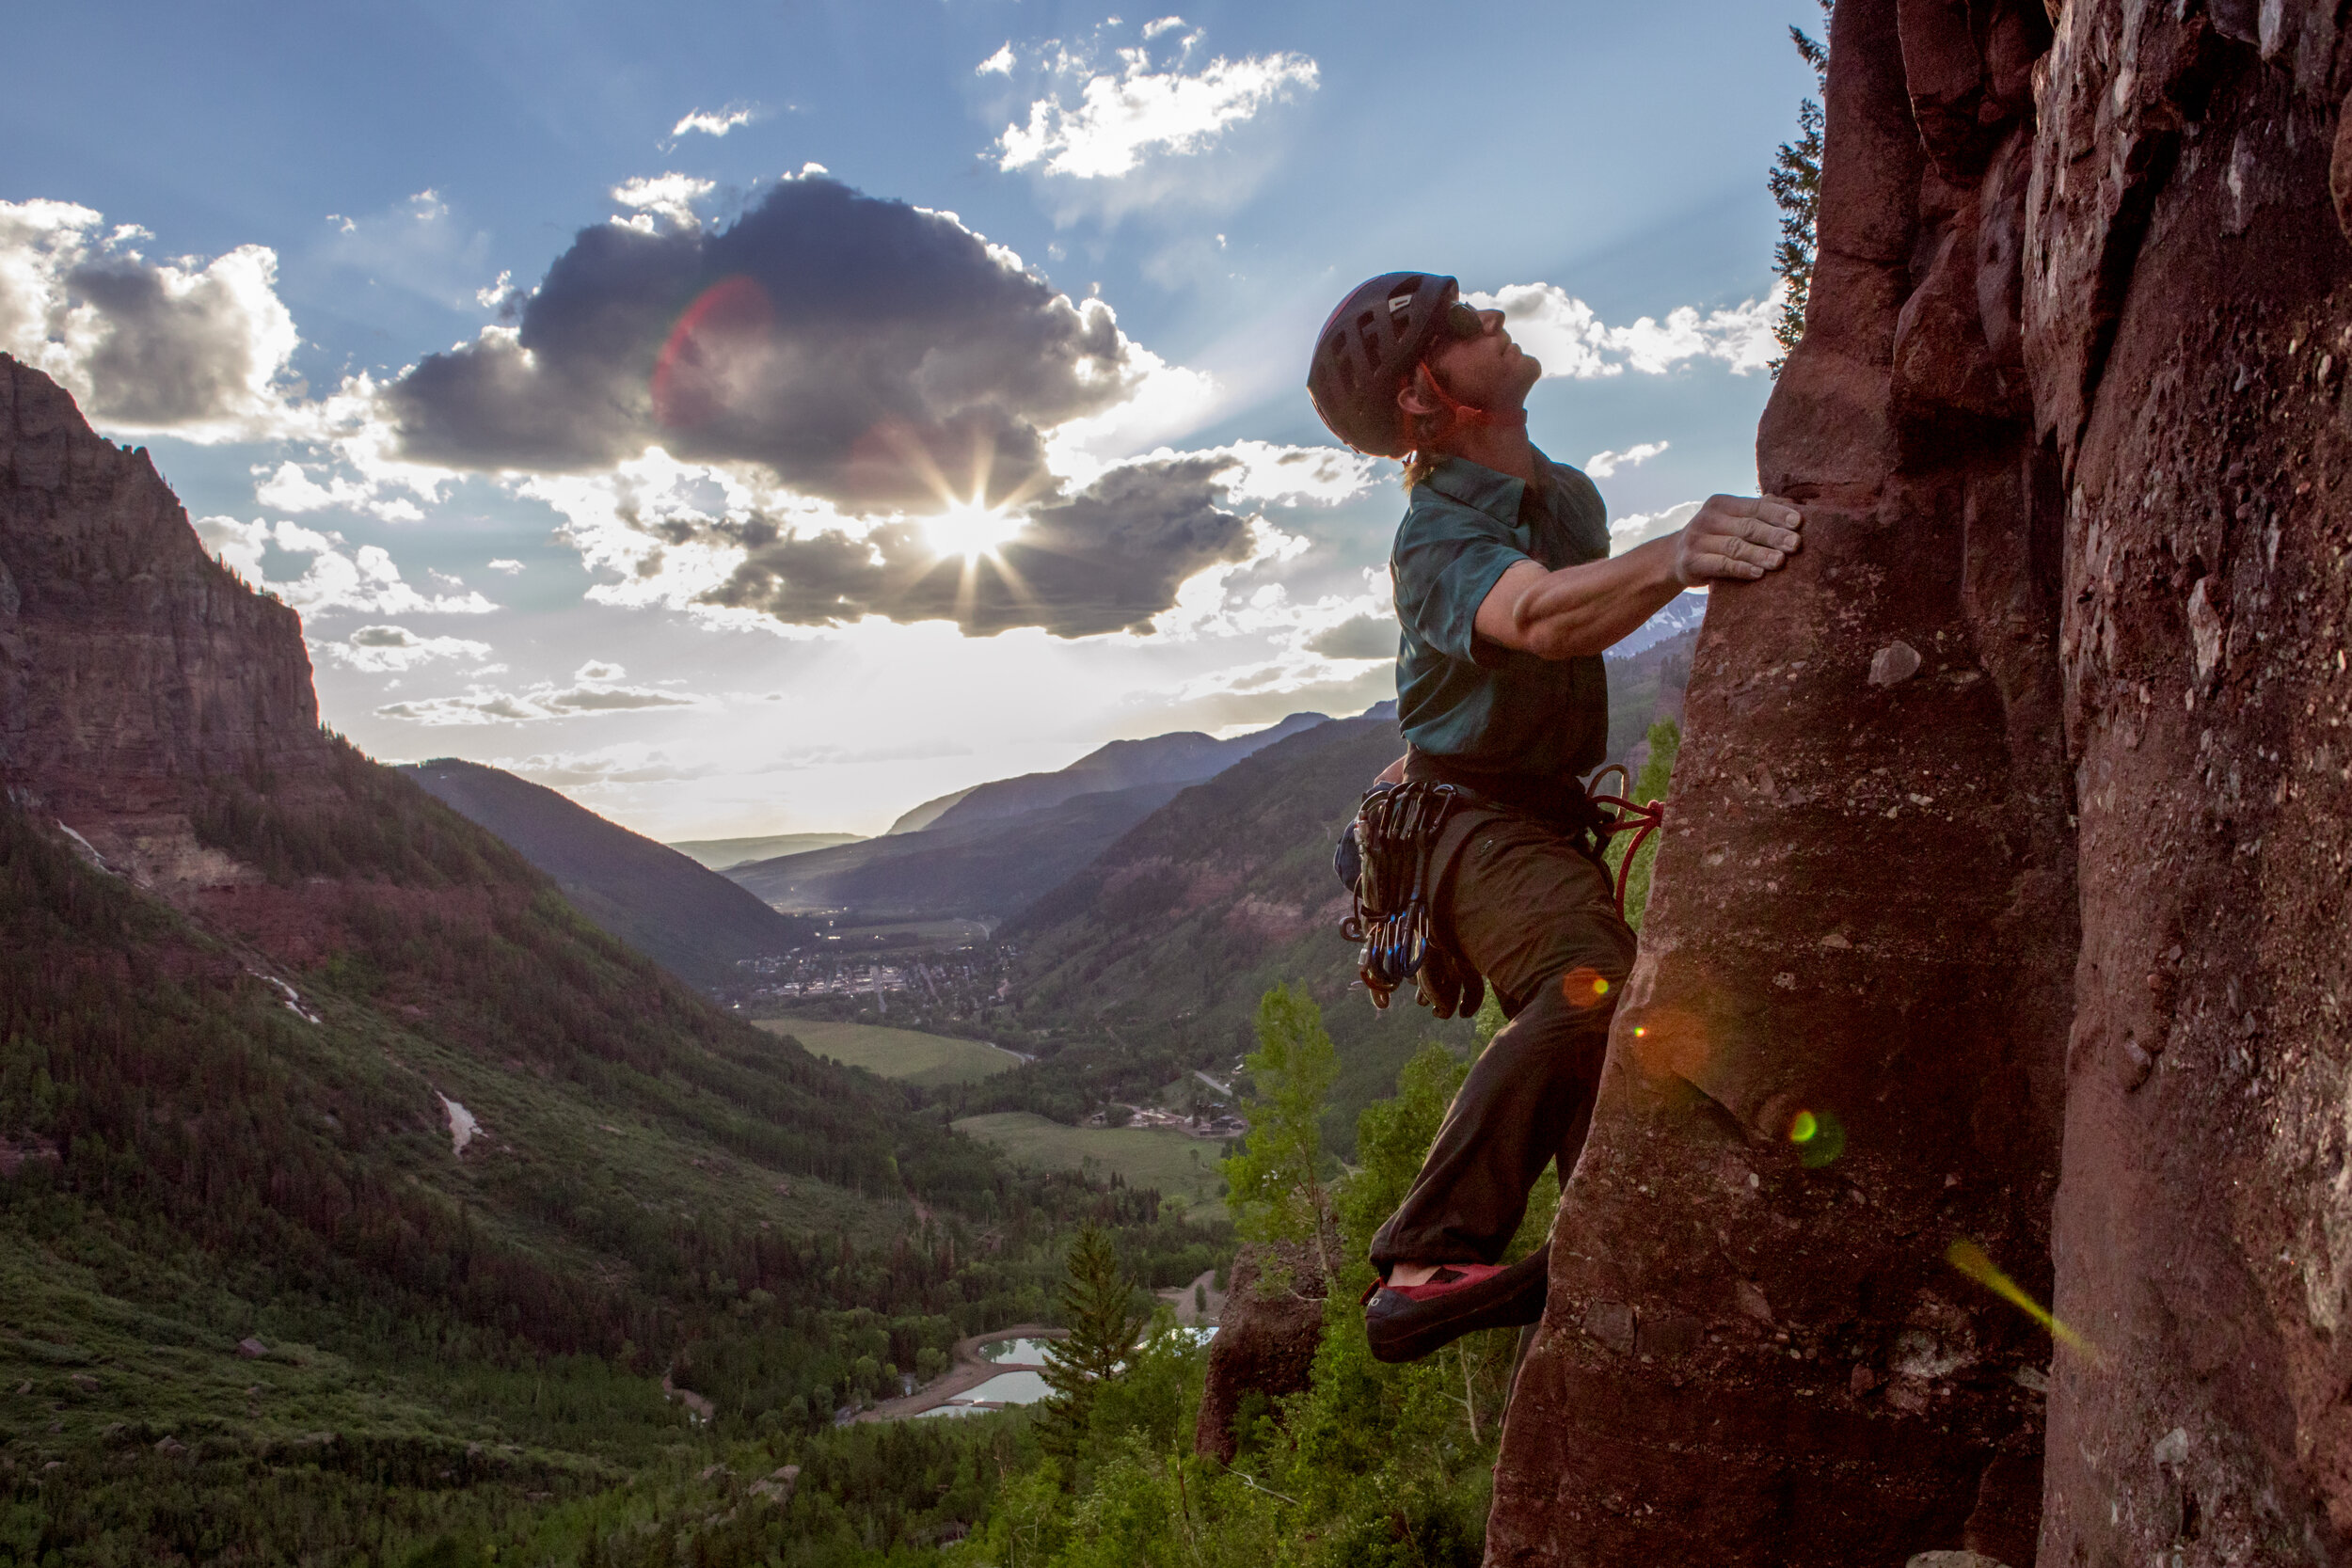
[1367,808,1638,1268]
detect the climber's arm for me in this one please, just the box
[1476,495,1804,661]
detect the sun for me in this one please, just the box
[924,499,1023,563]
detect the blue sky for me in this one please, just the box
[4,1,1821,837]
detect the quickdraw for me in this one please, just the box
[1584,763,1667,918]
[1339,782,1481,1018]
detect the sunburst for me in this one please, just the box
[923,498,1024,563]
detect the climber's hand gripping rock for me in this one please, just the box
[1671,494,1805,586]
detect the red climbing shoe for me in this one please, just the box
[1362,1251,1548,1363]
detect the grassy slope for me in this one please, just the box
[754,1020,1022,1087]
[951,1115,1229,1218]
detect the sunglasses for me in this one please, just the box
[1439,300,1487,341]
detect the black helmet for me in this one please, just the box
[1306,272,1459,457]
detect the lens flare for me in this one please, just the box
[1787,1107,1844,1166]
[1947,1238,2098,1360]
[652,275,774,428]
[1625,1006,1710,1084]
[1561,967,1613,1009]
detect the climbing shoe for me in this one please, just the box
[1362,1251,1549,1363]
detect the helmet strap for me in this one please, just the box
[1400,358,1528,453]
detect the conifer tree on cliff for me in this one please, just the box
[1038,1225,1144,1460]
[1770,2,1833,374]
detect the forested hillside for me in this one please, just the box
[980,714,1473,1152]
[399,756,817,987]
[0,358,1226,1561]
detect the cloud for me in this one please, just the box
[993,38,1317,178]
[381,173,1152,513]
[701,452,1262,638]
[525,438,1347,640]
[482,747,722,787]
[1304,613,1395,660]
[976,42,1015,75]
[1141,16,1187,39]
[196,515,499,616]
[376,661,707,725]
[485,558,525,574]
[1608,500,1702,557]
[670,106,757,140]
[253,460,425,521]
[1152,439,1375,507]
[1152,651,1394,735]
[611,173,715,232]
[1467,283,1783,380]
[321,624,495,673]
[0,198,307,441]
[1582,440,1669,480]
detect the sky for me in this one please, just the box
[3,0,1822,840]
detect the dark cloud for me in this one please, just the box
[63,257,285,429]
[1305,613,1397,660]
[385,176,1138,511]
[695,453,1256,639]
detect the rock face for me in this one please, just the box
[1487,1,2352,1562]
[1194,1243,1327,1465]
[0,355,328,860]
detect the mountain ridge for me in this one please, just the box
[399,756,818,987]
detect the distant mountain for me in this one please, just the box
[729,712,1341,923]
[400,758,817,985]
[885,785,977,835]
[669,831,866,870]
[1603,626,1696,766]
[925,712,1331,834]
[994,712,1479,1154]
[728,780,1194,920]
[1610,589,1708,657]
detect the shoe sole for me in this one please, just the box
[1364,1251,1549,1363]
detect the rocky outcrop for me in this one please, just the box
[1194,1242,1327,1464]
[2035,2,2352,1559]
[0,356,328,872]
[1487,1,2352,1562]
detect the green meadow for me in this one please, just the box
[951,1113,1229,1218]
[756,1019,1025,1089]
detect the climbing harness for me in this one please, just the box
[1334,769,1669,1019]
[1338,782,1482,1019]
[1583,764,1668,918]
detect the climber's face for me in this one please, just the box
[1421,306,1541,414]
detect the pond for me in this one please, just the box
[914,1370,1054,1417]
[976,1337,1060,1366]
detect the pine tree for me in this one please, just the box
[1038,1224,1144,1461]
[1770,3,1834,375]
[1220,983,1342,1277]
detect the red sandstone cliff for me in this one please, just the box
[1487,2,2352,1563]
[0,354,330,881]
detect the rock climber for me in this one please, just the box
[1305,272,1804,1361]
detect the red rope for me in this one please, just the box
[1588,784,1667,918]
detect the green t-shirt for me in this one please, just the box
[1389,451,1613,784]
